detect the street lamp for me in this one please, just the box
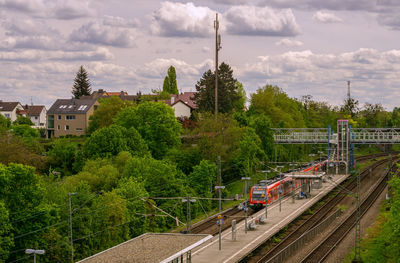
[25,249,45,263]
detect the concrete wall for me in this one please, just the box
[30,108,47,128]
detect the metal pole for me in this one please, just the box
[68,193,74,263]
[34,254,36,263]
[245,179,248,233]
[217,155,222,251]
[354,170,361,262]
[277,166,283,212]
[214,13,220,119]
[187,195,190,232]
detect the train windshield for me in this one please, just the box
[252,188,267,200]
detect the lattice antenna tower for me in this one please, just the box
[347,80,351,100]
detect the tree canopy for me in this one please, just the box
[162,66,178,95]
[194,62,243,114]
[115,102,181,159]
[72,66,91,99]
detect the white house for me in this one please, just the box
[169,92,197,119]
[0,101,25,122]
[24,105,47,128]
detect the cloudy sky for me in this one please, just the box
[0,0,399,110]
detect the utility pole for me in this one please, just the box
[182,195,196,233]
[68,192,77,263]
[214,13,221,120]
[242,177,251,233]
[347,80,351,101]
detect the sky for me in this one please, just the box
[0,0,399,110]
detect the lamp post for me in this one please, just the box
[25,249,45,263]
[277,166,284,212]
[68,192,77,263]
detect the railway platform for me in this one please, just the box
[190,173,349,263]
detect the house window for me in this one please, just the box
[57,125,60,130]
[4,113,10,119]
[65,125,69,131]
[94,105,98,111]
[76,128,83,131]
[58,115,61,120]
[48,115,54,129]
[34,116,38,120]
[66,115,76,120]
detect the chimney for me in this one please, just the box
[171,96,175,104]
[99,89,104,94]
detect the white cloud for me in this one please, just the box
[70,21,137,47]
[150,1,218,37]
[0,0,46,15]
[224,5,300,36]
[275,38,303,47]
[241,48,400,108]
[138,58,213,78]
[313,11,343,23]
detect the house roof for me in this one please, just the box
[170,92,197,109]
[0,101,21,111]
[24,105,46,116]
[47,98,97,114]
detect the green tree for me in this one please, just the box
[194,62,242,114]
[162,66,178,94]
[11,124,39,138]
[341,97,359,118]
[0,202,13,263]
[13,116,33,126]
[88,96,134,134]
[47,139,77,176]
[0,115,10,134]
[72,66,91,99]
[249,85,305,128]
[249,114,274,158]
[83,125,148,159]
[188,160,217,197]
[115,102,181,159]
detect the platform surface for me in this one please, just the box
[191,173,348,263]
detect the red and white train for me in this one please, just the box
[249,160,327,209]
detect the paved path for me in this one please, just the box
[191,174,348,263]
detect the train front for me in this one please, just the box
[249,185,267,210]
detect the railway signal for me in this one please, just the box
[215,185,225,250]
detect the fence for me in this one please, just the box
[265,208,342,263]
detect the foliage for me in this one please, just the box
[162,66,178,94]
[248,114,274,159]
[88,96,135,134]
[115,102,181,159]
[82,125,148,159]
[188,160,217,197]
[249,85,305,128]
[0,115,10,133]
[47,139,77,176]
[0,202,13,262]
[13,116,33,126]
[341,97,360,118]
[194,62,242,114]
[72,65,91,99]
[12,124,39,138]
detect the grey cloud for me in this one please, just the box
[0,0,46,15]
[102,15,140,28]
[70,22,136,48]
[377,13,400,30]
[53,1,93,20]
[225,6,300,36]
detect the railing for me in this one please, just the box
[265,209,342,263]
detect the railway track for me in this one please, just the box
[189,153,393,237]
[300,161,397,263]
[241,156,394,263]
